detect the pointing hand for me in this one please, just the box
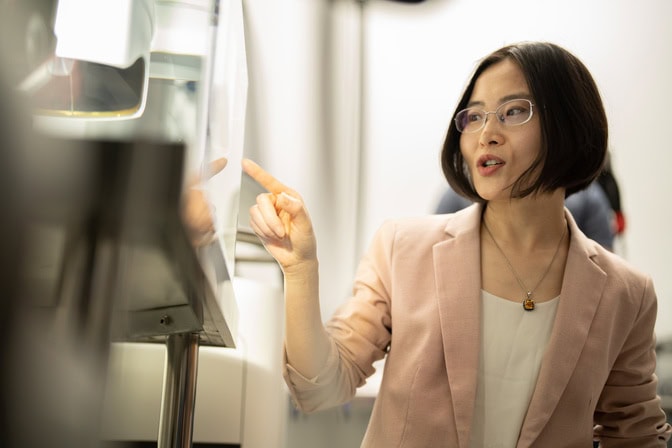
[242,159,317,273]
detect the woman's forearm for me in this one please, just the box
[283,260,332,378]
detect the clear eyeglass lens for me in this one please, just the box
[455,99,533,133]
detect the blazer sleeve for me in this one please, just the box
[593,275,672,446]
[282,220,395,413]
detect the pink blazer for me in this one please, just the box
[283,204,671,447]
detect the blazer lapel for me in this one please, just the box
[433,204,484,448]
[517,210,607,446]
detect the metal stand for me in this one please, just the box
[157,332,200,448]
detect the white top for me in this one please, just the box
[468,290,559,448]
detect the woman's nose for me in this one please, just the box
[478,113,504,146]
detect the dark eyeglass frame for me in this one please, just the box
[454,98,535,133]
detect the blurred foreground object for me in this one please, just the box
[2,133,238,447]
[1,0,247,447]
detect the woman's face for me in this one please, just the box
[459,58,542,202]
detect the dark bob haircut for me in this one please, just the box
[441,41,608,201]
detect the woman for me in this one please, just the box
[243,42,671,447]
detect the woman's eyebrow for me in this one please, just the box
[465,100,484,108]
[465,93,533,108]
[500,93,533,102]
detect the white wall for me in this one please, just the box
[241,0,364,320]
[241,0,672,340]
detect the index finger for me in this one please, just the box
[185,157,228,188]
[206,157,228,179]
[242,158,297,196]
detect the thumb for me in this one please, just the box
[276,192,312,229]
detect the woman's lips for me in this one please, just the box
[476,155,505,176]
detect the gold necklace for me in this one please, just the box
[483,220,567,311]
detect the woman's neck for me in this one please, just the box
[482,190,567,251]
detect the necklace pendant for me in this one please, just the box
[523,292,535,311]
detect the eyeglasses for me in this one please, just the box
[454,99,535,133]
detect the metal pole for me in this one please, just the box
[157,332,200,448]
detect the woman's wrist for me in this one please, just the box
[283,258,319,279]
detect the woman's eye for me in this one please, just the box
[468,111,484,122]
[505,107,524,116]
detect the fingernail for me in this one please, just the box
[279,192,298,202]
